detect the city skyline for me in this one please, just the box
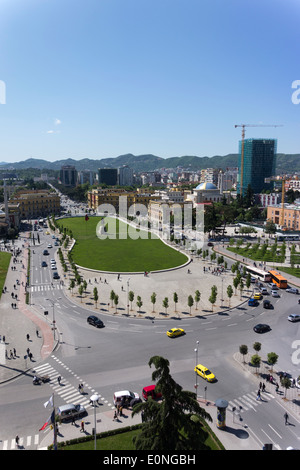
[0,0,299,163]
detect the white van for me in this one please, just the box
[113,390,140,407]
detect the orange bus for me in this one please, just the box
[268,270,288,289]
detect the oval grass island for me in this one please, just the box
[57,216,189,273]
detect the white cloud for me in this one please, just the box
[54,118,61,126]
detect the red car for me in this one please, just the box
[142,385,162,401]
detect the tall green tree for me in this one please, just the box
[132,356,212,450]
[151,292,157,313]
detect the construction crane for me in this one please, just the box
[235,124,283,196]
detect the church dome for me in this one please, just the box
[195,182,218,190]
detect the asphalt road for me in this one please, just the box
[0,226,300,450]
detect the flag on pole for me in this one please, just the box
[39,410,55,431]
[44,395,54,408]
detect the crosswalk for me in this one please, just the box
[0,358,114,450]
[30,284,63,292]
[228,390,275,414]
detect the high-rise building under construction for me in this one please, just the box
[237,138,277,195]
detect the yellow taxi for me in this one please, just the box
[194,364,216,382]
[166,328,185,338]
[45,231,50,235]
[253,292,262,300]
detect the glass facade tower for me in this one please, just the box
[237,138,277,195]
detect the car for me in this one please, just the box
[286,288,299,294]
[271,290,280,297]
[87,315,104,328]
[52,235,56,239]
[263,299,272,309]
[288,314,300,322]
[166,328,185,338]
[142,385,162,401]
[207,242,213,246]
[47,244,52,249]
[253,292,263,300]
[260,287,268,295]
[194,364,216,382]
[53,272,60,279]
[41,261,47,267]
[50,259,56,264]
[248,298,259,307]
[51,264,56,270]
[253,323,271,333]
[45,231,50,235]
[268,283,278,290]
[54,241,59,246]
[43,250,49,255]
[57,404,86,422]
[113,390,140,407]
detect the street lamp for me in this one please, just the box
[90,393,100,450]
[127,278,130,315]
[46,297,61,341]
[194,340,199,399]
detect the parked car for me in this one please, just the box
[87,315,104,328]
[113,390,140,407]
[142,385,162,401]
[57,404,87,422]
[286,288,299,294]
[288,314,300,322]
[253,323,271,333]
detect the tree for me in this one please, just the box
[69,279,75,295]
[151,292,157,313]
[129,291,134,310]
[233,276,240,295]
[93,287,99,308]
[267,352,278,371]
[110,290,115,308]
[246,273,251,290]
[83,280,87,297]
[280,376,291,398]
[208,286,217,312]
[173,292,178,313]
[253,342,261,353]
[114,294,119,314]
[227,285,233,307]
[137,295,143,313]
[239,345,248,363]
[265,219,276,236]
[162,297,169,315]
[187,295,194,315]
[251,354,261,374]
[132,356,212,450]
[78,284,84,302]
[194,290,201,310]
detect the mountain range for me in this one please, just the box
[0,152,299,173]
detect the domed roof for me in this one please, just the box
[195,182,218,190]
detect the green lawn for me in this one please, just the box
[58,217,188,272]
[0,252,12,296]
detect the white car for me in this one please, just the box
[271,290,280,297]
[47,244,52,249]
[288,314,300,322]
[286,288,299,294]
[50,259,56,264]
[51,264,56,270]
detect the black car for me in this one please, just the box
[263,299,272,309]
[43,249,49,255]
[87,315,104,328]
[53,272,60,279]
[253,323,271,333]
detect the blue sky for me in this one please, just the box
[0,0,299,163]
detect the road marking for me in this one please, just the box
[268,424,282,439]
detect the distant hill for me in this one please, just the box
[0,152,299,173]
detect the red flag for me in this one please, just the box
[39,410,55,431]
[85,214,89,221]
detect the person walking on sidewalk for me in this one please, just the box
[284,412,289,425]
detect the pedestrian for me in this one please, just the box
[259,382,262,390]
[284,412,289,425]
[256,390,261,401]
[26,333,30,341]
[113,410,117,421]
[15,435,19,448]
[80,420,85,432]
[13,348,16,357]
[262,383,265,392]
[57,375,61,385]
[71,415,75,426]
[276,384,279,393]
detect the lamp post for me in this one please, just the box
[46,297,61,341]
[90,393,100,450]
[194,340,199,399]
[127,278,130,315]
